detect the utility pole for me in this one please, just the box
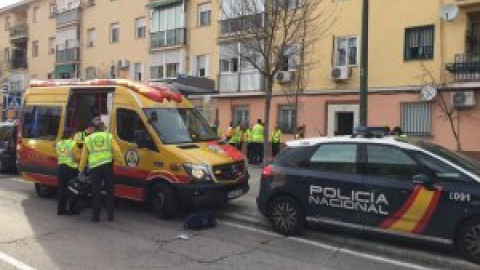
[359,0,369,126]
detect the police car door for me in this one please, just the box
[114,107,158,200]
[301,143,364,224]
[361,144,431,234]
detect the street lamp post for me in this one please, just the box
[359,0,369,126]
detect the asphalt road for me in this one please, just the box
[0,168,478,270]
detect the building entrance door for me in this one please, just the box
[327,104,359,136]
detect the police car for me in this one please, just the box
[256,129,480,263]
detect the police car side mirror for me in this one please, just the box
[134,130,148,149]
[412,174,435,190]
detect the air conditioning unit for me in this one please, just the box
[453,91,476,108]
[275,71,294,83]
[331,66,352,82]
[117,59,130,69]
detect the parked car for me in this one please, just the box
[0,120,18,172]
[257,132,480,264]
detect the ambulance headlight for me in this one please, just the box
[184,164,213,181]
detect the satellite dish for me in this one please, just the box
[440,4,459,22]
[420,85,437,102]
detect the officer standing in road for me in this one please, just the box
[78,121,122,222]
[251,119,264,164]
[271,125,282,157]
[56,129,80,215]
[244,125,252,161]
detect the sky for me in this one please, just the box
[0,0,22,9]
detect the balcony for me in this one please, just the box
[150,28,186,49]
[56,40,79,63]
[9,24,28,42]
[219,13,264,36]
[10,49,27,70]
[446,54,480,81]
[56,7,81,26]
[457,0,480,8]
[218,71,263,93]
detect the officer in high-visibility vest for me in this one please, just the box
[251,119,265,164]
[233,124,244,151]
[228,123,240,147]
[79,121,122,222]
[271,125,282,157]
[56,129,80,215]
[74,123,95,149]
[244,125,252,162]
[225,122,234,141]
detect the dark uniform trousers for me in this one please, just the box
[90,162,115,220]
[58,164,79,214]
[272,143,280,157]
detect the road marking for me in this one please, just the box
[0,251,39,270]
[219,220,436,270]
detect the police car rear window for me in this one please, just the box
[274,146,315,166]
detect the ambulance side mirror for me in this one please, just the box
[412,174,435,190]
[135,130,148,149]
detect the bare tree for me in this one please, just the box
[418,63,462,150]
[218,0,335,161]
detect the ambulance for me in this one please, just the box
[18,79,249,218]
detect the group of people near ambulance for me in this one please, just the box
[55,119,121,222]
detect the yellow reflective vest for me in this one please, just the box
[84,132,113,168]
[252,124,264,143]
[244,129,252,143]
[56,139,78,169]
[271,129,282,143]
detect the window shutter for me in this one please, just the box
[191,55,197,76]
[205,54,210,77]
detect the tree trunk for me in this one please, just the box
[263,77,273,164]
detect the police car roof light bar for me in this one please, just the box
[352,126,390,138]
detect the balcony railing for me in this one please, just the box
[9,24,28,41]
[150,28,186,49]
[56,7,81,25]
[446,54,480,81]
[218,71,263,92]
[220,13,264,36]
[56,40,80,63]
[10,49,27,69]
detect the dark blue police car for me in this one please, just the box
[257,134,480,264]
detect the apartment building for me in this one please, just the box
[1,0,480,152]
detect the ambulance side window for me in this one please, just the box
[22,106,61,140]
[365,145,421,180]
[117,108,156,151]
[307,144,358,174]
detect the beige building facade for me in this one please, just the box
[0,0,480,152]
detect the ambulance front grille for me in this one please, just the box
[213,162,245,181]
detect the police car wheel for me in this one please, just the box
[268,195,304,236]
[35,183,56,199]
[151,182,178,219]
[457,218,480,264]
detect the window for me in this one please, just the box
[194,55,208,77]
[150,4,185,48]
[400,102,432,136]
[22,106,62,140]
[87,28,96,47]
[116,108,156,150]
[274,0,301,10]
[110,23,119,43]
[4,48,10,64]
[405,25,434,60]
[88,0,96,6]
[49,3,57,17]
[48,37,55,54]
[413,152,471,183]
[134,63,142,81]
[233,106,249,126]
[150,66,164,80]
[366,145,420,179]
[135,17,146,39]
[166,63,179,78]
[308,144,357,174]
[32,41,39,57]
[198,3,212,27]
[5,17,10,31]
[281,44,300,71]
[278,105,296,133]
[335,36,358,67]
[33,7,39,23]
[85,67,96,79]
[219,58,239,73]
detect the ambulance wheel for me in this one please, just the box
[456,217,480,264]
[268,195,304,236]
[35,183,56,199]
[151,182,178,219]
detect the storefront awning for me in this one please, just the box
[146,0,182,9]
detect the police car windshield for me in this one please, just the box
[415,140,480,176]
[145,108,218,144]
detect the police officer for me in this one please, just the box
[251,119,264,164]
[244,125,252,161]
[271,125,282,157]
[234,124,244,151]
[74,123,95,149]
[228,123,239,147]
[79,121,122,222]
[225,122,234,141]
[56,129,80,215]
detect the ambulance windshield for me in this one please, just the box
[145,108,218,144]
